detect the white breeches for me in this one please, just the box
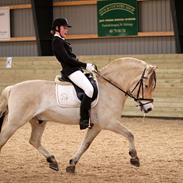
[68,70,94,98]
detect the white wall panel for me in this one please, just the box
[0,0,176,56]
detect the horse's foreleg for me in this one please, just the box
[105,121,140,167]
[66,125,101,173]
[29,119,59,171]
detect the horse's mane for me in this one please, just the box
[100,57,147,75]
[99,57,156,89]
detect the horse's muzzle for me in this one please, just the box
[138,101,153,113]
[144,107,152,113]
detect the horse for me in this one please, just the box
[0,57,156,173]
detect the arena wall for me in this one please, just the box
[0,54,182,119]
[0,0,176,56]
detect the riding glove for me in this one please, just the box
[86,63,97,72]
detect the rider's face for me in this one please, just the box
[59,26,69,38]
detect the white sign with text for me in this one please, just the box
[0,7,10,40]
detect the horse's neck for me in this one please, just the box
[97,77,127,114]
[100,58,146,92]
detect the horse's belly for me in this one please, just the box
[37,107,80,125]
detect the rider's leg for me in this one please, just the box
[68,70,94,130]
[80,94,92,129]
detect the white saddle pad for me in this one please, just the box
[55,84,99,108]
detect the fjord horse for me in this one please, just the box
[0,57,156,173]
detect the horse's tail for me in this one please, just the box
[0,86,11,132]
[0,114,5,133]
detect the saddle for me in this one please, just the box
[55,73,98,108]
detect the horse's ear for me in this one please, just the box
[152,65,157,70]
[149,64,157,69]
[148,65,157,74]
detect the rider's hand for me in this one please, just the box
[86,63,97,72]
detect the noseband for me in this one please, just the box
[95,67,154,107]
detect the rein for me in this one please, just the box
[95,68,154,106]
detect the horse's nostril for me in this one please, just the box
[147,108,152,113]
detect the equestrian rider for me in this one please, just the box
[51,18,97,130]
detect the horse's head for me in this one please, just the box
[99,57,157,113]
[129,64,157,113]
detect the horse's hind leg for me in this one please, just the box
[66,125,101,173]
[29,118,59,171]
[105,120,140,167]
[0,115,26,152]
[0,119,17,152]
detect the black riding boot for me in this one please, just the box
[80,94,92,130]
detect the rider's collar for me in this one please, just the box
[54,33,65,40]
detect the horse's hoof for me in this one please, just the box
[66,165,75,173]
[47,155,59,171]
[130,157,140,167]
[49,162,59,171]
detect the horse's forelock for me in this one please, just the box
[146,64,157,90]
[150,70,157,89]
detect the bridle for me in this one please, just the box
[95,67,155,108]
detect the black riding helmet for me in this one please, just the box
[51,18,72,31]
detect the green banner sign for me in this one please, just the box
[97,0,138,37]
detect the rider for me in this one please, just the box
[51,17,97,130]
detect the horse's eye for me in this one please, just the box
[145,85,148,88]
